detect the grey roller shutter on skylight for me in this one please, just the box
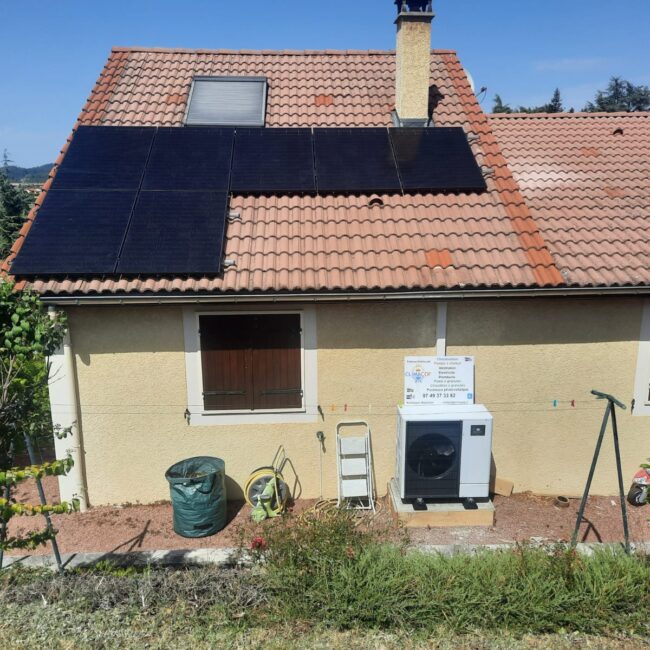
[185,77,268,126]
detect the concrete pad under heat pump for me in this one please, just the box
[388,479,495,528]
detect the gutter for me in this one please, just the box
[39,285,650,306]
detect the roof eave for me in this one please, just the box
[39,285,650,305]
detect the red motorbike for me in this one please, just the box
[627,462,650,506]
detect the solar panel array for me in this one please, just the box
[11,125,486,278]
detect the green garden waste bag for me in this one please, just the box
[165,457,227,538]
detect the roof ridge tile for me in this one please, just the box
[109,46,456,56]
[489,111,650,120]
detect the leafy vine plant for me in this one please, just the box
[0,279,78,562]
[0,457,79,551]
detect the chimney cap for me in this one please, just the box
[394,0,433,16]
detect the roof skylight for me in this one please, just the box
[185,77,268,127]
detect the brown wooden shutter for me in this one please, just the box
[251,314,302,410]
[199,315,253,411]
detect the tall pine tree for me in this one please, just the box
[0,151,34,259]
[545,88,563,113]
[584,77,650,112]
[492,89,564,114]
[492,94,513,114]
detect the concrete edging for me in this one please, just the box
[2,547,238,571]
[4,540,650,571]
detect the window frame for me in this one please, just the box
[183,76,268,127]
[633,299,650,416]
[183,306,318,425]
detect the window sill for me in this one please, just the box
[187,407,319,426]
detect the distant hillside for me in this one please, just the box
[4,164,53,184]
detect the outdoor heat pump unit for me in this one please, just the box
[395,404,493,505]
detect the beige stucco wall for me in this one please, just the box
[448,298,648,497]
[67,301,436,505]
[65,297,649,506]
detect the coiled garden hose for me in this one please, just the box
[244,467,289,516]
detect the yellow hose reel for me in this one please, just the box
[244,447,291,517]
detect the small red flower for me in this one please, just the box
[345,545,355,558]
[251,536,267,551]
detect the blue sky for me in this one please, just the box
[2,0,649,166]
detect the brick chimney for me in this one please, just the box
[394,0,434,127]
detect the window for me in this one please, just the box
[185,77,268,127]
[200,314,302,411]
[634,300,650,416]
[183,307,318,425]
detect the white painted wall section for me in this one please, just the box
[47,307,87,510]
[633,300,650,416]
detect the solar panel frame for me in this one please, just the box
[9,189,138,276]
[390,127,487,193]
[142,127,235,191]
[115,190,229,276]
[314,128,402,194]
[230,128,316,194]
[51,126,156,190]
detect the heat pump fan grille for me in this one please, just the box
[404,421,462,499]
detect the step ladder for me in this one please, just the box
[336,421,375,512]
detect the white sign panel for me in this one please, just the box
[404,356,475,405]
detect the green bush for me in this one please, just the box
[249,510,650,635]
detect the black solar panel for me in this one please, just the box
[390,127,487,193]
[10,190,137,276]
[314,128,401,193]
[230,128,315,193]
[142,127,234,191]
[51,126,155,190]
[14,125,489,281]
[115,191,229,275]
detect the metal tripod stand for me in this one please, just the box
[571,390,630,554]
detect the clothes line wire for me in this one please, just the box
[48,399,606,408]
[47,405,607,416]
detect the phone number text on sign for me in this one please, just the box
[404,356,475,405]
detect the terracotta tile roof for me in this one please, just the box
[490,112,650,287]
[5,47,563,295]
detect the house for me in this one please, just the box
[4,2,650,508]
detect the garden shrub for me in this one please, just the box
[248,509,650,635]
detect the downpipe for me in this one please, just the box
[47,307,88,512]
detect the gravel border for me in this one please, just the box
[4,541,650,571]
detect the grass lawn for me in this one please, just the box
[2,511,648,648]
[0,601,645,649]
